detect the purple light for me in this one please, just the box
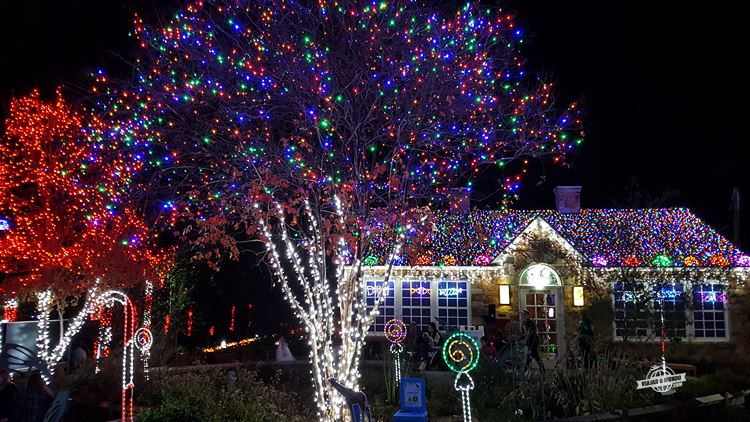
[591,255,608,266]
[700,292,726,303]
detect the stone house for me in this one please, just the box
[363,187,749,365]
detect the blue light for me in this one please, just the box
[0,219,10,231]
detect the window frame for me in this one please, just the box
[690,283,730,342]
[365,280,396,333]
[365,277,472,335]
[611,280,730,343]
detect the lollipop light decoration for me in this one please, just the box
[384,319,407,381]
[443,332,480,422]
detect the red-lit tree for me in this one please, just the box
[0,89,168,298]
[94,1,583,417]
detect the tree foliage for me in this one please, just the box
[92,0,583,265]
[0,90,170,297]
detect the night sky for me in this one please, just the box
[2,0,748,250]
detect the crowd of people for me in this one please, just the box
[0,338,92,422]
[392,310,595,374]
[0,369,55,422]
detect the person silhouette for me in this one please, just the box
[275,336,295,362]
[522,309,545,374]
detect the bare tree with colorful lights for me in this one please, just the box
[94,1,583,418]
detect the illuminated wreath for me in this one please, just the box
[134,327,153,351]
[473,254,492,266]
[415,253,433,266]
[652,254,673,267]
[384,319,407,344]
[708,254,730,267]
[683,256,700,267]
[591,255,608,267]
[622,256,640,267]
[442,332,479,373]
[442,255,457,266]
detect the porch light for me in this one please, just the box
[573,286,584,307]
[499,285,510,305]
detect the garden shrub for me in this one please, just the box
[677,368,750,399]
[137,368,312,421]
[472,348,654,420]
[545,349,651,416]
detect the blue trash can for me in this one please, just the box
[393,378,428,422]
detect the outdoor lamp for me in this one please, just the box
[573,286,584,307]
[499,285,511,305]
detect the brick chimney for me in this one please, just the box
[553,186,582,213]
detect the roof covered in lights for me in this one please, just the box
[368,209,749,268]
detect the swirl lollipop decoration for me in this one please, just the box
[442,332,480,422]
[443,332,479,373]
[385,319,407,344]
[134,328,153,351]
[384,319,407,380]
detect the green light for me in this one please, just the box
[442,332,480,373]
[652,254,673,267]
[320,119,330,129]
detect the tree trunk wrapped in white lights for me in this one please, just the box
[258,198,403,421]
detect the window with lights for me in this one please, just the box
[692,284,727,339]
[401,281,432,327]
[613,282,649,339]
[365,281,394,333]
[364,279,472,334]
[613,282,729,342]
[653,285,687,339]
[437,280,470,329]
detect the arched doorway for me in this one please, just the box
[518,263,565,362]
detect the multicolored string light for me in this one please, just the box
[0,90,170,297]
[368,209,748,267]
[88,0,583,268]
[87,1,583,419]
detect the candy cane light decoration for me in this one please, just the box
[384,318,406,380]
[36,285,141,422]
[443,332,480,422]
